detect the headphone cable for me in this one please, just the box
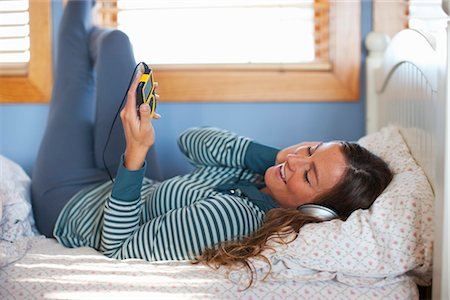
[103,62,143,182]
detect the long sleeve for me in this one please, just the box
[177,127,252,169]
[99,155,146,254]
[244,142,279,175]
[111,155,146,201]
[56,128,275,258]
[99,193,263,261]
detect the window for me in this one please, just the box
[96,0,360,102]
[0,0,52,103]
[0,0,30,75]
[105,1,327,66]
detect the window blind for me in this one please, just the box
[96,0,331,69]
[0,0,30,76]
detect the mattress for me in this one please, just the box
[0,237,419,300]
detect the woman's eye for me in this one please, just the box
[304,170,310,185]
[307,146,312,156]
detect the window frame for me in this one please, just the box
[0,1,360,103]
[0,1,53,104]
[150,1,360,102]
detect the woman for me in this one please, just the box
[196,142,393,287]
[32,0,393,262]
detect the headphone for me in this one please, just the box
[297,204,339,221]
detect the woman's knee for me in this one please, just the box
[90,28,134,66]
[104,29,130,45]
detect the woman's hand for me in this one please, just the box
[120,71,160,170]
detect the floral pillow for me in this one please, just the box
[0,155,38,241]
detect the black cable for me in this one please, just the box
[103,62,144,182]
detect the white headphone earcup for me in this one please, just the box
[297,204,339,221]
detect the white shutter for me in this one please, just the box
[96,0,330,69]
[0,0,30,76]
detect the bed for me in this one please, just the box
[366,27,449,299]
[1,27,448,299]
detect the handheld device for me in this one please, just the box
[136,62,156,117]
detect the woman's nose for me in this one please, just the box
[286,153,309,170]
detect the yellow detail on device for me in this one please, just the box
[136,63,156,118]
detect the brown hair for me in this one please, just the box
[195,142,393,287]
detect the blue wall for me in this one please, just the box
[0,2,371,179]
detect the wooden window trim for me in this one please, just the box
[0,1,53,104]
[0,1,359,103]
[154,1,360,102]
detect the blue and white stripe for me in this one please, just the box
[54,127,266,261]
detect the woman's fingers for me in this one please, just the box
[139,104,151,126]
[139,105,161,123]
[125,69,143,111]
[154,82,160,101]
[120,68,144,134]
[138,103,156,148]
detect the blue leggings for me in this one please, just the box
[32,0,161,237]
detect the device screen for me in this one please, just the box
[143,73,154,102]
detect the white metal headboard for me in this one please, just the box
[366,29,449,300]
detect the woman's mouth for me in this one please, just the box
[279,164,287,184]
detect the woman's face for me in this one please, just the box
[264,142,347,208]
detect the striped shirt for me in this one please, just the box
[54,127,279,261]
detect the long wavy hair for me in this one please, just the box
[195,142,393,287]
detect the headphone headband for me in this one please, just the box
[297,204,339,221]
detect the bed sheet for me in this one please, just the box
[0,237,419,300]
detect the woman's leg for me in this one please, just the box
[90,28,162,180]
[32,0,107,237]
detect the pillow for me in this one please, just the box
[244,126,434,286]
[358,125,419,175]
[0,155,39,241]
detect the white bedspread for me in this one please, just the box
[0,237,419,300]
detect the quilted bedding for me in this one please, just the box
[1,237,419,300]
